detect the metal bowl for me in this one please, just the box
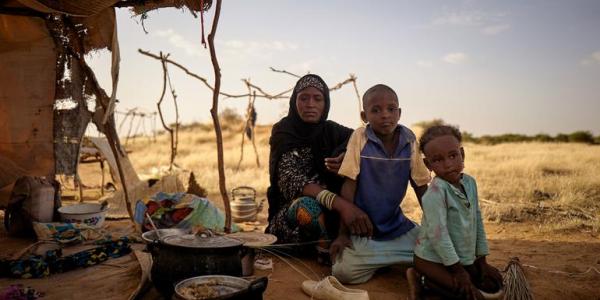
[174,275,268,300]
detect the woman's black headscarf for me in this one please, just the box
[267,74,352,222]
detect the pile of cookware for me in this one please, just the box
[143,229,272,299]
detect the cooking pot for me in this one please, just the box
[147,233,245,297]
[174,275,268,300]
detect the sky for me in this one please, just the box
[88,0,600,136]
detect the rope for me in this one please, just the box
[260,248,314,281]
[359,155,411,161]
[523,264,600,277]
[250,239,331,248]
[261,247,321,281]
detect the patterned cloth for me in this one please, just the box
[32,222,106,244]
[293,75,326,94]
[277,148,318,201]
[267,148,328,244]
[0,237,131,279]
[133,192,239,233]
[0,284,43,300]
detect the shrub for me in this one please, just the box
[534,133,553,142]
[413,119,446,132]
[568,131,594,144]
[462,131,476,143]
[555,134,569,143]
[219,107,244,131]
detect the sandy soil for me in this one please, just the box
[197,192,600,300]
[254,222,600,300]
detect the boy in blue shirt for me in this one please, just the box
[331,84,431,284]
[407,125,503,300]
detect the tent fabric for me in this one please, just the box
[0,14,56,207]
[15,0,121,17]
[0,156,26,188]
[131,0,212,15]
[53,56,93,175]
[72,7,118,54]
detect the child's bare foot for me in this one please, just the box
[406,267,422,300]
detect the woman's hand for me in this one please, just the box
[329,233,353,264]
[325,152,345,174]
[332,198,373,237]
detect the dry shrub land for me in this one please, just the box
[117,121,599,235]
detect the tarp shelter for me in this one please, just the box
[0,0,211,218]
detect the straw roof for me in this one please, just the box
[16,0,121,16]
[12,0,212,16]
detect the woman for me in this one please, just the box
[266,74,371,256]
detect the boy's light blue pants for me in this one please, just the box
[331,225,419,284]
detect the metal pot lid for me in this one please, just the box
[227,232,277,247]
[162,234,243,249]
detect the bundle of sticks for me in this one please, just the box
[502,257,534,300]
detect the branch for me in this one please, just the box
[329,77,354,91]
[249,91,260,168]
[242,79,290,100]
[207,0,232,233]
[269,67,301,78]
[139,48,288,100]
[166,58,180,170]
[156,52,176,170]
[236,81,252,170]
[349,74,365,125]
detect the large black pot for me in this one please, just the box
[147,233,245,298]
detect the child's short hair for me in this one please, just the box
[419,125,462,153]
[362,84,398,110]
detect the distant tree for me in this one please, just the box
[462,131,477,143]
[555,133,569,143]
[568,131,594,144]
[479,135,497,145]
[219,107,243,124]
[595,135,600,145]
[492,133,531,143]
[533,133,553,142]
[413,119,446,132]
[218,107,244,131]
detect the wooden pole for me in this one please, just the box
[206,0,231,233]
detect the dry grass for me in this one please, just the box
[121,123,599,234]
[125,122,272,197]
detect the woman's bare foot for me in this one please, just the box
[406,267,422,300]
